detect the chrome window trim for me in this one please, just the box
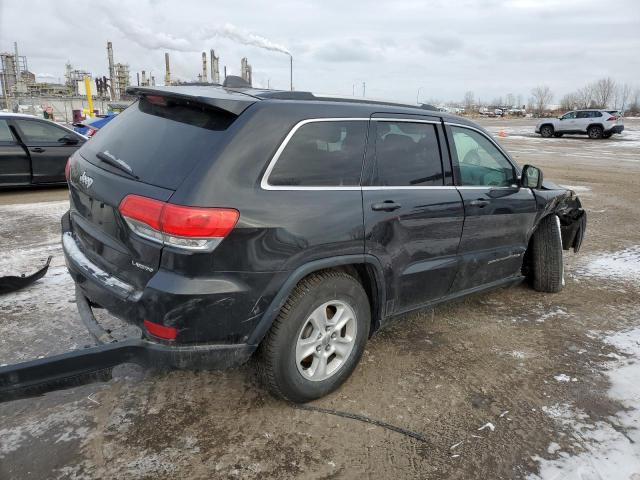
[362,186,455,191]
[260,118,370,191]
[261,117,445,191]
[372,117,441,125]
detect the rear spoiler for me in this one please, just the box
[126,85,259,116]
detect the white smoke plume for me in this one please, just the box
[110,17,193,52]
[105,9,290,57]
[201,23,291,56]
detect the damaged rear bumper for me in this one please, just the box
[0,289,254,401]
[75,289,254,370]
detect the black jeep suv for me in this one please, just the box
[63,86,586,402]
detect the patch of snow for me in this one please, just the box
[559,185,591,193]
[530,327,640,479]
[537,308,569,323]
[478,422,495,432]
[578,247,640,283]
[553,374,577,383]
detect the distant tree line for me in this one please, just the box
[456,79,639,116]
[560,78,638,114]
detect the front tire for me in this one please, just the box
[529,215,564,293]
[257,270,370,403]
[588,125,603,139]
[540,125,554,138]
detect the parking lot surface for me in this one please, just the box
[1,118,639,479]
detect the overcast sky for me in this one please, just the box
[1,0,639,104]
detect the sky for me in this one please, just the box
[1,0,639,105]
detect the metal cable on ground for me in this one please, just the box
[290,403,429,443]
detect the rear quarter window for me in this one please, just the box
[267,120,367,187]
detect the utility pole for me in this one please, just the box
[362,82,366,97]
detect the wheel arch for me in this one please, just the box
[539,123,555,133]
[587,122,604,131]
[247,255,386,346]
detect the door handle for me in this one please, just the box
[30,147,45,153]
[469,199,490,207]
[372,201,401,212]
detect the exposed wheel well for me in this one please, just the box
[316,264,382,337]
[587,123,604,131]
[539,123,554,130]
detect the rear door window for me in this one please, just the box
[372,121,444,186]
[267,120,367,186]
[82,97,236,189]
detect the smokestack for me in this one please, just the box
[136,72,140,86]
[164,52,171,86]
[107,41,116,99]
[151,76,156,87]
[210,49,220,84]
[141,70,147,86]
[224,65,227,80]
[202,52,208,83]
[240,57,252,86]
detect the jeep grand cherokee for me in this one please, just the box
[63,86,586,402]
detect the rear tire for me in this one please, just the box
[588,125,603,139]
[540,125,554,138]
[529,215,564,293]
[257,270,370,403]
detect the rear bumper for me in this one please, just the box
[606,125,624,134]
[74,289,254,369]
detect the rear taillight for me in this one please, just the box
[606,116,617,121]
[87,127,98,137]
[65,157,72,182]
[118,194,239,251]
[143,319,177,340]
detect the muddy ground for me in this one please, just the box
[1,118,639,479]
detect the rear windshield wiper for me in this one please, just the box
[96,151,139,180]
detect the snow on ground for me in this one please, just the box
[576,246,640,283]
[559,185,591,193]
[530,327,640,479]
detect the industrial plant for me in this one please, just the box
[0,41,254,122]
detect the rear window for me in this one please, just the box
[268,120,367,187]
[81,97,235,189]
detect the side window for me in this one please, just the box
[576,111,590,119]
[592,111,602,117]
[562,112,576,120]
[0,120,15,142]
[373,121,443,186]
[450,126,516,187]
[14,119,70,144]
[268,120,367,186]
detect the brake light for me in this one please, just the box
[118,194,239,251]
[606,116,617,121]
[87,127,98,137]
[65,157,72,182]
[143,319,177,340]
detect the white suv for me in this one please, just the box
[536,109,624,139]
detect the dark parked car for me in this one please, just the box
[63,86,586,402]
[0,113,86,187]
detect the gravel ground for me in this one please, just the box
[1,117,639,479]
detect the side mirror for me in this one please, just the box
[59,135,79,145]
[521,164,543,189]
